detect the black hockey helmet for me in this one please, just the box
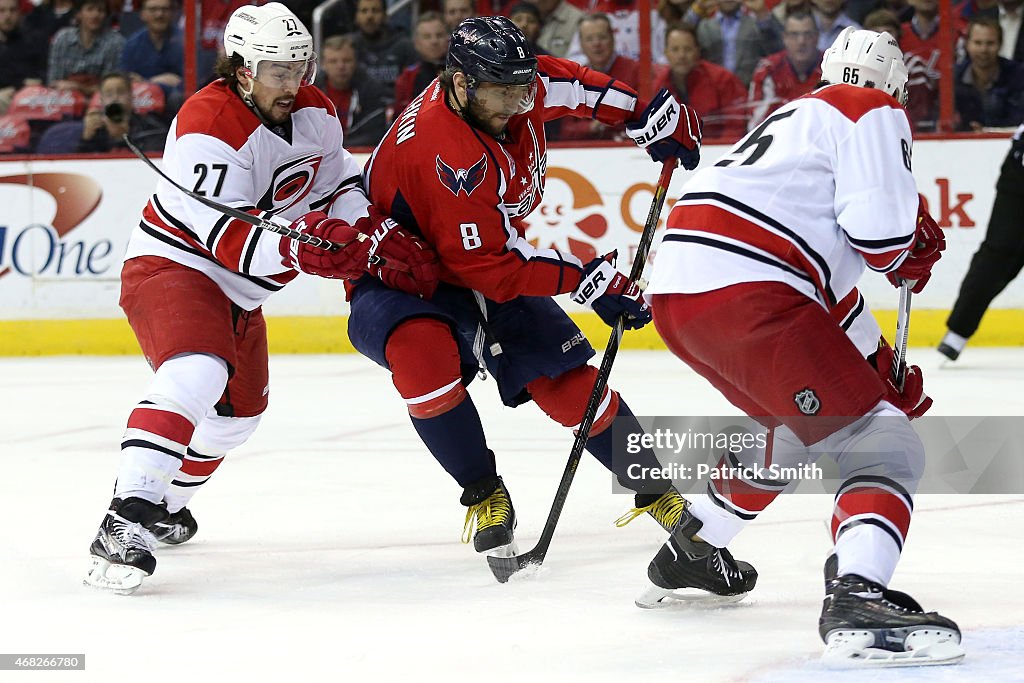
[446,16,538,87]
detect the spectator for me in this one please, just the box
[348,0,416,91]
[47,0,125,96]
[0,0,48,115]
[530,0,585,57]
[443,0,475,33]
[748,12,821,125]
[811,0,860,51]
[393,11,448,115]
[773,0,814,25]
[197,0,248,83]
[863,6,901,36]
[955,16,1024,130]
[695,0,782,85]
[958,0,999,23]
[509,1,551,54]
[24,0,75,43]
[997,0,1024,61]
[318,0,359,40]
[576,12,640,82]
[37,71,167,152]
[658,0,695,25]
[565,0,668,65]
[315,35,388,147]
[900,0,944,131]
[556,12,640,139]
[655,22,748,139]
[120,0,183,100]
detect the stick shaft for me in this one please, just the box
[492,159,678,574]
[891,281,912,390]
[123,135,344,252]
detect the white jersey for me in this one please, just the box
[125,80,370,310]
[647,84,918,317]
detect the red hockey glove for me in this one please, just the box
[872,339,932,419]
[886,196,945,294]
[624,89,702,170]
[364,208,440,299]
[571,251,652,330]
[279,211,371,279]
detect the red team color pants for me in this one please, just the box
[649,282,887,446]
[120,256,270,417]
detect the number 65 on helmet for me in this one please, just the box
[820,27,909,105]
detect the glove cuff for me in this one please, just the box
[570,259,617,307]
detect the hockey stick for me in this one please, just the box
[891,280,912,390]
[487,158,679,583]
[123,134,388,266]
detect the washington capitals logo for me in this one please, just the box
[436,154,487,197]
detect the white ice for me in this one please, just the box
[2,349,1022,682]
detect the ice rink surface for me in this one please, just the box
[2,348,1023,682]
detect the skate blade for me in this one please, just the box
[634,584,750,609]
[83,557,149,595]
[484,540,520,559]
[822,629,965,668]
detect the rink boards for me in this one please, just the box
[2,137,1023,355]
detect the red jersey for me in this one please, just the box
[365,55,642,302]
[900,20,945,131]
[556,54,640,140]
[653,60,748,141]
[747,50,821,127]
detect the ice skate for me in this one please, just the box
[615,488,687,532]
[819,573,964,667]
[937,331,966,362]
[636,502,757,608]
[148,504,198,545]
[84,497,167,595]
[461,475,517,556]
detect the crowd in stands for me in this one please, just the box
[2,0,1023,154]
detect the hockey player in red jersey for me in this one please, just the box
[642,28,962,665]
[84,2,439,594]
[350,16,756,600]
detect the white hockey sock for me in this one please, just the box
[114,354,229,504]
[833,524,902,586]
[941,330,968,352]
[687,495,750,548]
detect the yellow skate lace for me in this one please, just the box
[461,487,512,543]
[614,490,687,529]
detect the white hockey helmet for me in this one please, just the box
[223,3,316,89]
[820,27,908,105]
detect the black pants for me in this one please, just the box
[946,149,1024,338]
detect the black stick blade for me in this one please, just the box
[487,549,543,583]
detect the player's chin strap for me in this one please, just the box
[234,76,282,132]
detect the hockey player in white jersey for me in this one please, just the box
[641,28,962,666]
[84,2,439,594]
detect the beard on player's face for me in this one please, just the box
[466,97,515,137]
[247,79,297,124]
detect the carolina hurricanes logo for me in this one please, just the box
[436,154,487,197]
[257,154,323,212]
[524,167,608,263]
[0,173,102,279]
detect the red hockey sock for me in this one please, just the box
[385,318,466,418]
[528,365,620,435]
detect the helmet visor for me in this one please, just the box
[470,81,537,115]
[254,57,318,89]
